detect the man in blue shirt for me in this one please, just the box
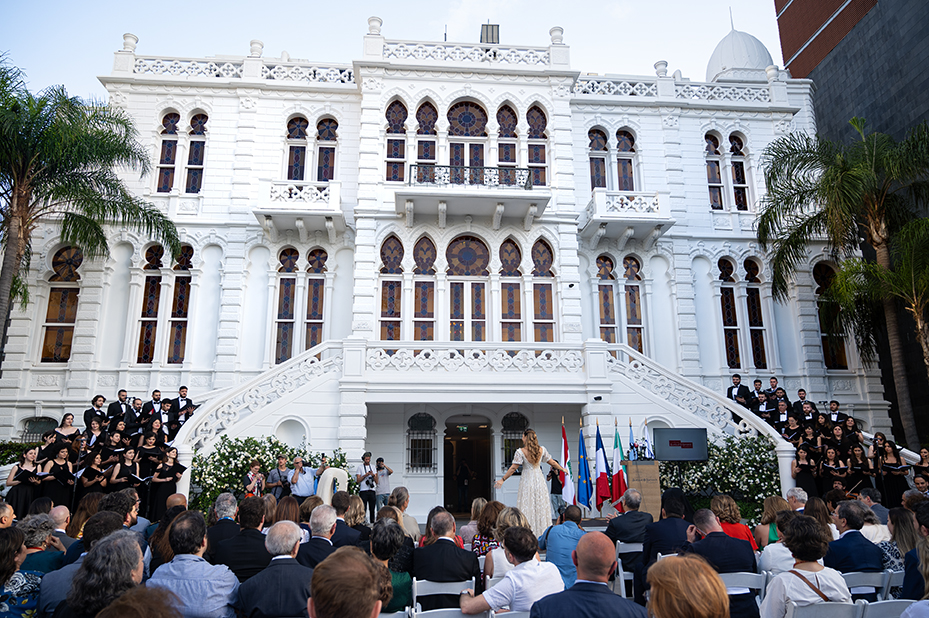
[538,505,586,588]
[290,456,317,502]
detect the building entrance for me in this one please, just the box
[444,415,492,515]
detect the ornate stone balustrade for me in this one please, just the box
[133,57,243,78]
[573,78,658,97]
[260,64,354,84]
[605,192,660,214]
[383,42,550,66]
[270,182,331,204]
[675,83,771,103]
[410,165,533,189]
[130,56,354,85]
[366,345,584,373]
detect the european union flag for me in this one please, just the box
[576,425,593,510]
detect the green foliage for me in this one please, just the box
[190,435,359,511]
[0,441,42,466]
[658,435,780,525]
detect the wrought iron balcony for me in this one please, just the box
[410,165,534,190]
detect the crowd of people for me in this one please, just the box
[727,374,925,508]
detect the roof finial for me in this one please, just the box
[730,7,735,30]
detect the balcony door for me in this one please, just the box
[449,280,487,341]
[450,142,485,185]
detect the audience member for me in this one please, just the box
[49,507,76,549]
[879,507,920,599]
[471,501,504,557]
[0,527,40,616]
[902,502,929,600]
[148,510,240,618]
[345,494,369,544]
[205,493,239,564]
[710,493,759,550]
[27,498,52,517]
[213,496,272,583]
[754,496,789,549]
[604,489,653,573]
[758,510,801,575]
[237,521,314,618]
[16,514,64,575]
[66,493,103,540]
[786,487,808,512]
[149,505,187,572]
[299,496,323,527]
[539,504,585,588]
[460,498,486,546]
[260,494,277,528]
[387,487,420,542]
[824,500,884,601]
[274,496,310,543]
[646,553,728,618]
[296,504,337,568]
[859,505,892,543]
[308,547,382,618]
[531,531,647,618]
[96,586,182,618]
[485,507,531,580]
[0,501,15,529]
[412,510,482,611]
[57,530,144,617]
[642,491,689,569]
[329,492,361,548]
[375,506,414,574]
[904,490,929,513]
[803,496,839,540]
[370,518,412,613]
[860,488,889,524]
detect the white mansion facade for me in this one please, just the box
[0,19,891,514]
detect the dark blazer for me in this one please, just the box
[237,557,313,618]
[642,516,690,568]
[726,384,753,408]
[824,530,884,601]
[529,581,648,618]
[903,547,923,600]
[83,407,104,429]
[605,510,653,571]
[205,518,240,564]
[684,531,759,618]
[213,528,273,582]
[106,400,130,424]
[52,529,77,550]
[412,538,483,611]
[870,503,890,525]
[793,399,818,418]
[296,537,336,568]
[330,519,361,548]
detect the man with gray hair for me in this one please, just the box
[297,504,337,568]
[238,521,314,618]
[413,509,483,610]
[824,500,884,601]
[206,492,240,564]
[49,505,76,549]
[605,488,653,574]
[786,487,808,512]
[858,487,889,524]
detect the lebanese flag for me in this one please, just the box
[595,423,612,511]
[561,422,575,506]
[611,422,628,510]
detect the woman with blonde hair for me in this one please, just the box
[710,494,758,550]
[753,495,789,549]
[261,494,277,528]
[483,506,532,581]
[494,428,567,537]
[460,497,486,546]
[647,553,729,618]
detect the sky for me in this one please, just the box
[0,0,783,100]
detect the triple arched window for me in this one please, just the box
[156,112,209,194]
[274,247,330,364]
[596,255,645,352]
[286,116,339,182]
[706,132,751,211]
[588,129,637,191]
[137,244,195,365]
[41,247,84,363]
[717,257,769,370]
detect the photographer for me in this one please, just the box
[375,458,394,511]
[243,460,264,498]
[265,455,292,500]
[291,457,316,503]
[355,452,378,524]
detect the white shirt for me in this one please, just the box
[760,568,851,618]
[355,463,376,492]
[758,543,824,576]
[375,468,391,495]
[859,524,891,544]
[481,559,564,611]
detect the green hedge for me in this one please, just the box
[0,441,42,466]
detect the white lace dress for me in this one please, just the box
[512,446,553,537]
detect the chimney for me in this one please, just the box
[480,24,499,45]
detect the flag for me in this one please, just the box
[576,425,593,510]
[611,422,628,509]
[628,420,638,461]
[595,423,612,511]
[560,422,575,506]
[642,418,655,459]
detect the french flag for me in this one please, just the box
[595,422,612,512]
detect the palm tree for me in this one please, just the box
[0,72,180,364]
[757,118,929,449]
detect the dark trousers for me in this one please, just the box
[360,490,377,523]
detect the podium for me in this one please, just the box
[622,460,661,521]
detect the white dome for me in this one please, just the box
[705,29,774,82]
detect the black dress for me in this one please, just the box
[794,461,819,498]
[42,461,74,509]
[881,460,911,508]
[913,463,929,479]
[76,467,108,503]
[150,462,184,522]
[820,462,848,492]
[110,461,140,494]
[5,464,41,517]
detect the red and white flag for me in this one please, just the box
[561,422,575,506]
[611,421,628,510]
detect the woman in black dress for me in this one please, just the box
[109,448,141,493]
[68,436,89,469]
[77,452,109,503]
[870,432,888,497]
[41,445,75,508]
[781,417,803,447]
[98,431,124,468]
[55,413,81,444]
[150,447,185,522]
[137,432,164,518]
[792,446,819,499]
[842,417,864,451]
[913,447,929,479]
[798,425,821,461]
[846,444,874,494]
[819,446,847,494]
[139,420,168,449]
[84,417,106,451]
[814,413,833,440]
[4,447,42,518]
[880,441,911,509]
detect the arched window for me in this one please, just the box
[447,236,489,341]
[497,105,518,184]
[167,246,194,364]
[814,262,849,370]
[41,247,83,362]
[706,134,723,210]
[622,257,644,352]
[407,413,437,473]
[744,259,767,369]
[156,113,180,193]
[501,412,530,471]
[447,102,488,184]
[718,258,740,368]
[589,129,608,190]
[305,249,328,350]
[185,114,208,194]
[412,237,436,341]
[316,118,338,182]
[616,130,635,191]
[415,102,438,182]
[379,236,404,341]
[499,239,522,342]
[526,106,547,186]
[531,240,556,342]
[730,134,749,211]
[137,245,164,363]
[596,255,644,351]
[275,248,300,364]
[596,255,617,344]
[385,101,407,182]
[286,116,309,181]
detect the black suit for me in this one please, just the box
[642,517,690,569]
[824,530,884,601]
[83,407,104,429]
[683,531,759,618]
[213,528,273,582]
[238,557,313,618]
[140,400,161,418]
[793,399,818,418]
[412,538,483,611]
[52,530,77,550]
[330,519,361,548]
[726,384,753,409]
[529,581,648,618]
[605,510,653,571]
[106,400,130,425]
[205,518,240,564]
[296,537,336,568]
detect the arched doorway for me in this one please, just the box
[444,415,492,515]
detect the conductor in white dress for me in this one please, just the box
[495,429,567,537]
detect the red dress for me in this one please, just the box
[721,521,759,551]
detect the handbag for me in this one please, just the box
[788,570,831,602]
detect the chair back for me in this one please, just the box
[379,611,410,618]
[784,599,865,618]
[718,571,767,603]
[490,612,529,618]
[478,555,486,570]
[841,571,888,599]
[884,571,905,600]
[612,542,643,598]
[859,599,914,618]
[411,578,476,608]
[411,609,487,618]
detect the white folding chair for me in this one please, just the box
[411,578,476,613]
[841,571,889,600]
[379,610,410,618]
[613,542,644,597]
[490,612,529,618]
[885,570,905,600]
[478,555,486,570]
[411,609,487,618]
[486,575,504,589]
[718,571,767,606]
[784,599,866,618]
[463,543,472,551]
[860,599,915,618]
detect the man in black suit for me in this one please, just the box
[140,390,163,423]
[83,394,106,429]
[636,492,690,604]
[828,400,849,425]
[296,504,337,568]
[605,489,653,572]
[205,493,240,564]
[239,520,314,618]
[214,496,272,582]
[824,500,884,601]
[682,508,759,618]
[49,505,77,549]
[106,389,130,428]
[530,531,647,618]
[329,491,361,548]
[726,374,752,409]
[168,386,194,440]
[123,398,145,436]
[792,389,818,418]
[412,510,483,610]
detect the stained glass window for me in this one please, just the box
[275,276,296,364]
[305,278,325,349]
[589,129,607,190]
[447,101,488,137]
[416,102,438,135]
[279,248,299,272]
[729,135,744,155]
[617,131,635,152]
[622,257,643,351]
[497,105,517,137]
[162,113,180,135]
[167,245,194,364]
[136,245,164,363]
[527,106,546,139]
[499,239,522,276]
[705,134,720,154]
[42,247,83,363]
[50,247,83,282]
[317,118,338,141]
[317,147,335,182]
[744,259,760,283]
[501,281,521,342]
[589,129,608,151]
[598,283,616,344]
[533,283,555,342]
[706,133,724,209]
[185,115,207,194]
[446,236,489,276]
[730,133,749,211]
[386,101,408,134]
[746,287,767,369]
[718,259,734,282]
[413,237,437,274]
[813,262,848,370]
[157,113,179,193]
[386,139,405,182]
[597,255,615,280]
[413,281,434,341]
[288,117,309,139]
[531,240,554,277]
[614,130,635,192]
[287,117,308,181]
[498,142,517,164]
[307,249,328,273]
[380,279,402,340]
[720,287,740,368]
[380,236,404,274]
